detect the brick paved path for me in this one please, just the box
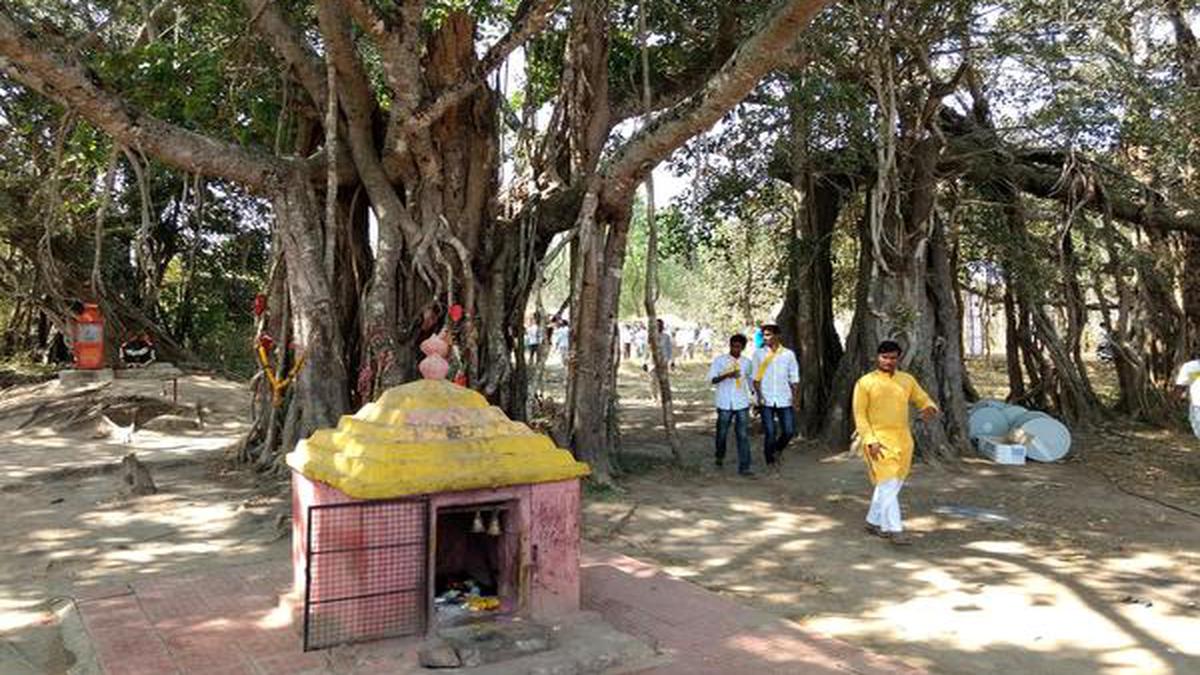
[73,545,923,674]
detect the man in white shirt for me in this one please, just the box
[708,334,755,476]
[698,326,714,358]
[633,323,648,360]
[677,327,695,362]
[655,319,673,367]
[1174,356,1200,439]
[751,323,800,469]
[524,320,541,361]
[619,323,632,360]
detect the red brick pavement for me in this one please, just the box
[580,544,924,675]
[75,546,922,674]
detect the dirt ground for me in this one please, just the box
[579,357,1200,675]
[1,358,1198,674]
[0,371,290,673]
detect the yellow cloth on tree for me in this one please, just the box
[852,369,937,485]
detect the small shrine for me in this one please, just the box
[286,332,590,651]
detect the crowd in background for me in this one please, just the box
[523,317,786,372]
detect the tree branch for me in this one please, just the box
[939,109,1200,236]
[610,6,742,124]
[342,0,423,116]
[390,0,561,154]
[244,0,328,111]
[132,0,179,48]
[315,0,423,245]
[0,8,282,192]
[601,0,832,205]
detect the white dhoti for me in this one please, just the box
[1191,406,1200,440]
[867,478,905,533]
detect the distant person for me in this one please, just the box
[1175,353,1200,439]
[646,319,674,400]
[753,324,765,351]
[698,325,714,357]
[708,334,754,476]
[677,327,695,362]
[853,340,938,546]
[554,320,569,360]
[659,320,675,370]
[524,320,541,361]
[633,323,648,360]
[750,324,800,470]
[620,323,633,360]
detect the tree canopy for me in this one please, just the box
[1,0,1199,480]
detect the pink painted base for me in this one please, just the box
[291,472,581,641]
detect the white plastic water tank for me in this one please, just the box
[1010,416,1072,462]
[968,406,1009,440]
[1000,404,1030,427]
[969,399,1006,415]
[1010,410,1051,427]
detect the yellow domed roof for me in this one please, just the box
[286,379,590,499]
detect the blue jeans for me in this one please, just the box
[761,405,796,465]
[715,408,752,473]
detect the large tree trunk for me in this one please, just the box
[778,171,846,437]
[1185,237,1200,350]
[1166,0,1200,349]
[1002,281,1026,401]
[823,125,968,459]
[928,213,971,452]
[272,174,351,445]
[568,201,630,483]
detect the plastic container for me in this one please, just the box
[1000,404,1030,427]
[969,398,1006,414]
[1010,416,1072,462]
[968,406,1009,440]
[71,303,105,370]
[1010,410,1051,427]
[977,436,1027,465]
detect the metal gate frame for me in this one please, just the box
[303,498,429,651]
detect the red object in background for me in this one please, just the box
[258,332,275,353]
[453,371,468,387]
[71,303,105,370]
[253,293,267,317]
[449,304,464,323]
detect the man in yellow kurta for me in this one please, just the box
[853,340,938,546]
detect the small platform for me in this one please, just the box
[58,363,184,388]
[58,368,115,388]
[115,362,184,380]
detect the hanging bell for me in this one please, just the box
[487,511,502,537]
[472,510,484,533]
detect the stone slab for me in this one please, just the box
[58,368,115,388]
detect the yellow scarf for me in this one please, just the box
[754,345,781,383]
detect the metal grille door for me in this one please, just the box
[304,498,428,651]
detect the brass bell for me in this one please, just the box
[487,511,502,536]
[472,510,485,533]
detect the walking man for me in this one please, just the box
[709,334,754,476]
[750,323,800,470]
[648,319,674,400]
[1174,352,1200,439]
[854,340,938,546]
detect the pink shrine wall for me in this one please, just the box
[291,471,582,635]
